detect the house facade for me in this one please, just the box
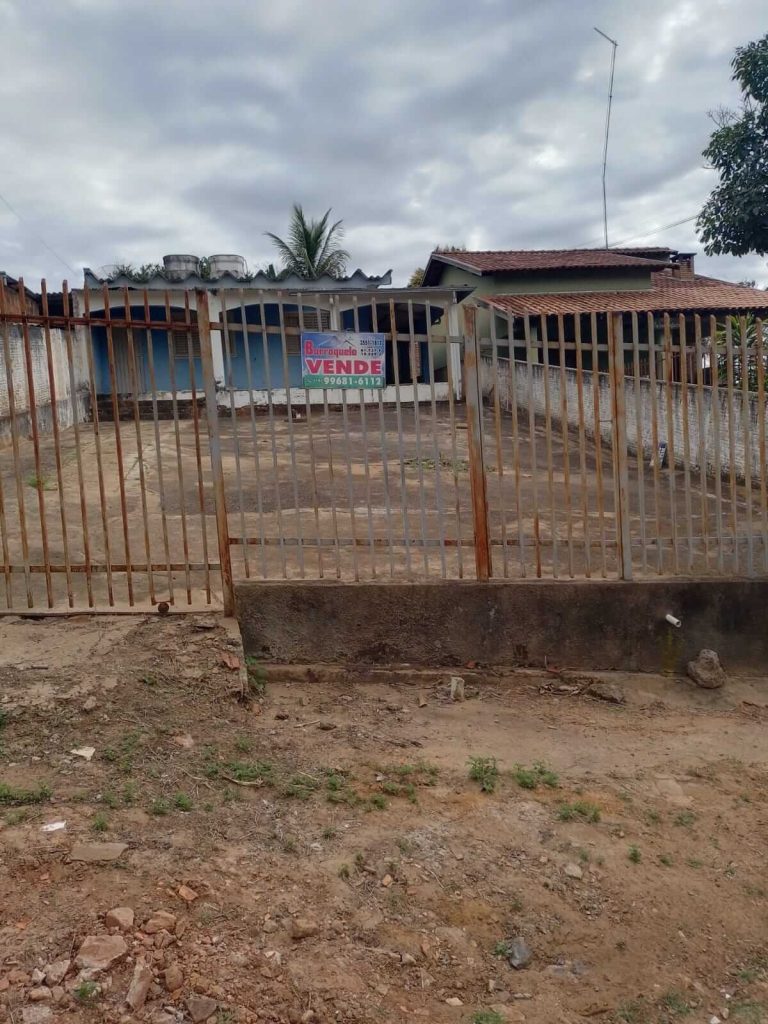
[75,255,465,409]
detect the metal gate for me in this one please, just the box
[0,277,766,614]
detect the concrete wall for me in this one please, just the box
[482,356,767,482]
[235,579,768,673]
[0,325,90,447]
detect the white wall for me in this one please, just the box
[0,325,90,446]
[482,356,767,482]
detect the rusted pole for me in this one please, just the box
[609,313,633,579]
[196,290,234,615]
[463,304,492,579]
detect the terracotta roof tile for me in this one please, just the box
[483,273,768,316]
[431,248,668,273]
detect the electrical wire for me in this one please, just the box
[0,189,78,277]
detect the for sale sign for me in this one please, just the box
[301,331,386,389]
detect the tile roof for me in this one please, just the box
[428,248,668,275]
[482,273,768,316]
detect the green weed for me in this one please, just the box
[557,800,601,823]
[469,757,498,794]
[224,760,274,784]
[173,792,193,812]
[673,810,697,828]
[628,845,641,864]
[0,782,51,806]
[91,812,108,833]
[472,1013,505,1024]
[74,981,99,1003]
[150,798,170,816]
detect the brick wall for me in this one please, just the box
[481,356,766,481]
[0,325,90,446]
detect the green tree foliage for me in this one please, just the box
[714,314,767,391]
[266,204,350,280]
[697,33,768,256]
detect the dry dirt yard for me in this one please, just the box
[0,615,767,1024]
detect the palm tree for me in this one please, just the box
[266,204,350,280]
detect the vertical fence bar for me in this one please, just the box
[220,291,250,580]
[646,313,664,574]
[739,315,754,575]
[0,435,10,607]
[18,278,54,606]
[298,299,325,578]
[693,315,710,570]
[662,314,679,574]
[406,299,429,574]
[102,285,134,604]
[40,280,73,606]
[0,279,33,606]
[370,298,396,576]
[123,287,156,605]
[630,312,647,575]
[338,376,360,582]
[539,314,558,578]
[557,313,575,577]
[196,290,233,615]
[524,314,542,577]
[710,315,724,574]
[389,298,413,574]
[443,318,465,578]
[258,292,288,578]
[756,319,767,572]
[164,291,192,603]
[609,313,632,579]
[82,287,115,605]
[463,305,491,579]
[724,317,739,572]
[238,290,268,578]
[506,315,526,576]
[489,310,508,576]
[276,295,306,578]
[590,313,608,577]
[678,315,694,573]
[142,289,174,603]
[351,296,377,578]
[184,291,212,602]
[424,300,447,578]
[573,314,591,578]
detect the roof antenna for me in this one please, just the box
[594,27,618,249]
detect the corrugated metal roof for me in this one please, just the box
[82,268,393,291]
[482,273,768,316]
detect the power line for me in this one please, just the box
[0,189,77,277]
[574,212,699,250]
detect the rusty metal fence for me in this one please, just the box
[0,279,766,615]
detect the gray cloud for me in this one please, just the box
[0,0,766,288]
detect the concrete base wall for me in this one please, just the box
[236,579,768,673]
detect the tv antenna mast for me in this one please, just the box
[594,27,618,248]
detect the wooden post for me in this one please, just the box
[197,290,235,615]
[463,304,492,579]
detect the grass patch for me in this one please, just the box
[658,990,691,1017]
[659,853,673,867]
[150,798,170,816]
[224,760,274,784]
[731,1001,767,1023]
[673,810,697,828]
[338,863,350,880]
[370,794,387,811]
[0,781,51,806]
[281,774,320,800]
[472,1013,505,1024]
[245,657,267,695]
[74,981,100,1003]
[91,812,108,833]
[468,756,498,793]
[4,808,28,826]
[513,761,559,790]
[557,800,601,823]
[686,857,703,869]
[173,792,193,812]
[235,737,253,754]
[615,1000,648,1023]
[628,845,641,864]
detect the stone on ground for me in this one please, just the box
[186,994,218,1022]
[687,649,727,689]
[506,935,532,969]
[75,934,128,972]
[126,960,153,1011]
[143,910,177,934]
[70,842,128,863]
[105,906,134,931]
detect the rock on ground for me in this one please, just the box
[687,649,727,689]
[105,906,134,931]
[69,842,128,863]
[290,918,319,940]
[143,910,177,934]
[164,964,184,992]
[586,680,626,704]
[75,934,128,972]
[126,960,153,1011]
[186,994,218,1022]
[506,936,532,969]
[21,1008,53,1024]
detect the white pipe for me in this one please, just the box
[665,613,681,628]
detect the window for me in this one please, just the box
[283,309,330,332]
[172,329,201,359]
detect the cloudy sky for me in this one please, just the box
[1,0,766,289]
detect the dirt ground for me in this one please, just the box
[1,614,768,1024]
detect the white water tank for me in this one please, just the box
[163,254,200,279]
[207,254,247,279]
